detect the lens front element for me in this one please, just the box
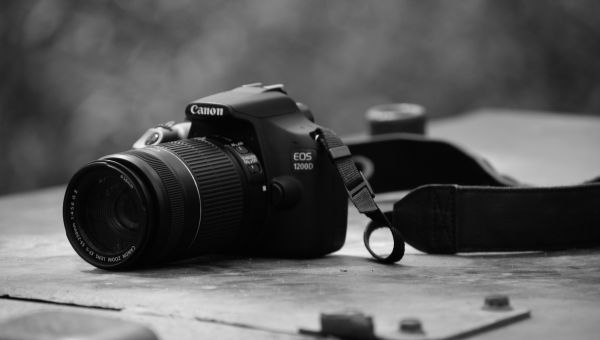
[64,163,150,268]
[83,173,143,252]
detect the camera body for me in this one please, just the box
[64,84,348,269]
[181,84,348,256]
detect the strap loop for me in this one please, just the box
[314,128,405,263]
[364,211,405,263]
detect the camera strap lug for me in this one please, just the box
[313,128,405,263]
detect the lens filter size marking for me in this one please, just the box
[120,174,134,188]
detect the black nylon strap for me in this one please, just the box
[347,134,600,254]
[314,128,405,263]
[393,182,600,254]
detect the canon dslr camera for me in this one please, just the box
[63,84,348,269]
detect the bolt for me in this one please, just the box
[399,318,424,333]
[484,294,512,310]
[320,311,375,339]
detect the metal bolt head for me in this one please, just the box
[484,294,512,310]
[320,311,376,340]
[399,318,424,333]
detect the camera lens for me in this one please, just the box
[63,138,265,269]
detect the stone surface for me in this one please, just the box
[1,110,600,340]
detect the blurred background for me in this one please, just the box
[1,0,600,195]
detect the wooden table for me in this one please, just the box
[1,109,600,340]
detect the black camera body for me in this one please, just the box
[182,84,348,255]
[63,84,348,269]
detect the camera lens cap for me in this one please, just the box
[366,103,426,135]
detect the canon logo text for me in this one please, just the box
[189,105,224,116]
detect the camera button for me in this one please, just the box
[145,132,160,145]
[248,163,262,174]
[234,145,249,154]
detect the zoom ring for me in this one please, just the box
[124,149,186,258]
[159,138,245,250]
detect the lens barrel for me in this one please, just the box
[63,138,265,269]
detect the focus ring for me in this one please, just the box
[159,138,245,250]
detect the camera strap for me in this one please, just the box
[314,128,405,263]
[346,133,600,255]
